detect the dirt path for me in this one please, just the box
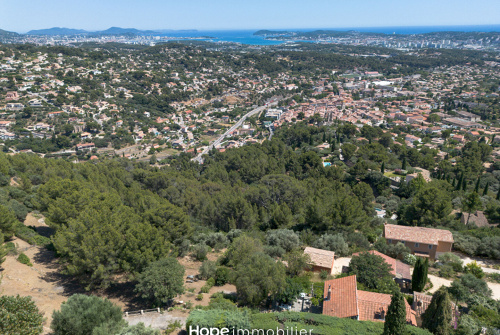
[0,214,140,333]
[1,214,236,333]
[1,237,68,334]
[452,252,500,274]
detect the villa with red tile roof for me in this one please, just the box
[323,275,417,325]
[304,247,335,274]
[383,224,454,260]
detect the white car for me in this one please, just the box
[299,293,307,299]
[279,304,291,311]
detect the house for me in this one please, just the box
[76,142,95,151]
[405,169,432,183]
[0,132,16,140]
[0,121,13,129]
[5,103,24,111]
[304,247,335,275]
[461,211,492,228]
[383,224,454,260]
[352,250,412,289]
[322,275,416,325]
[5,91,19,101]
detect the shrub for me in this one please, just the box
[215,266,231,286]
[116,323,160,335]
[5,241,17,255]
[264,245,285,258]
[313,233,349,257]
[51,294,125,335]
[165,321,182,335]
[17,252,32,267]
[176,239,190,257]
[266,229,300,253]
[464,261,485,279]
[403,253,417,266]
[206,277,215,287]
[135,258,185,307]
[205,233,229,249]
[193,243,209,261]
[196,294,203,301]
[0,295,44,335]
[186,309,251,331]
[15,223,51,247]
[486,273,500,283]
[439,264,455,279]
[199,260,217,280]
[319,270,328,280]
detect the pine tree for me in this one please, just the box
[412,257,428,292]
[474,177,480,193]
[383,291,407,335]
[402,157,407,170]
[483,183,489,196]
[422,287,452,335]
[381,162,385,174]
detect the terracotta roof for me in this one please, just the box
[352,250,396,277]
[358,290,416,325]
[461,211,490,228]
[304,247,335,269]
[384,224,454,245]
[323,275,358,318]
[396,261,412,281]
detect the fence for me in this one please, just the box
[124,308,161,317]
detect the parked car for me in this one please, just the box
[299,292,307,299]
[279,304,291,311]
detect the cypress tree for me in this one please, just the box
[381,162,385,174]
[412,257,428,292]
[483,183,489,196]
[497,188,500,201]
[383,291,407,335]
[451,178,456,187]
[474,177,480,193]
[422,287,452,335]
[323,132,326,142]
[462,178,467,192]
[455,173,463,191]
[402,157,407,170]
[437,171,442,179]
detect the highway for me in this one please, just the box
[192,99,281,164]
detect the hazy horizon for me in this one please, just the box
[1,0,499,33]
[6,24,500,35]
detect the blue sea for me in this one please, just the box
[161,25,500,45]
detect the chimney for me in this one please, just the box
[327,284,332,301]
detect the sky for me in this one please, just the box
[1,0,500,33]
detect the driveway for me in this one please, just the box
[428,274,500,300]
[452,252,500,274]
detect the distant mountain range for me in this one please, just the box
[0,29,19,37]
[24,27,198,36]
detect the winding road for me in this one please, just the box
[192,99,281,164]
